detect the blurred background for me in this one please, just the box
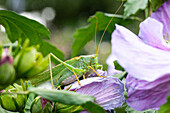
[0,0,144,70]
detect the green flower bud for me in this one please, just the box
[25,53,49,78]
[14,46,37,77]
[30,96,43,113]
[31,96,52,113]
[0,63,15,85]
[0,83,27,112]
[14,46,48,78]
[0,48,15,87]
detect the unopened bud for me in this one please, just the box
[14,46,48,78]
[31,96,52,113]
[0,48,15,86]
[0,83,27,112]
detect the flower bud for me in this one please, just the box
[0,83,27,112]
[14,46,48,78]
[14,46,37,76]
[0,48,15,86]
[25,53,49,78]
[31,96,53,113]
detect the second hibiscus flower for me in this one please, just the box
[107,0,170,111]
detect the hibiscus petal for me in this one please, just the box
[151,0,170,38]
[139,17,170,50]
[106,55,122,75]
[69,77,125,110]
[126,74,170,111]
[111,24,170,81]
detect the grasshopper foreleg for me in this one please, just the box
[49,54,54,89]
[88,66,102,77]
[82,75,86,79]
[88,66,106,78]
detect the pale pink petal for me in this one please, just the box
[151,0,170,39]
[111,24,170,81]
[139,17,170,50]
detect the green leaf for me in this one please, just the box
[114,102,127,113]
[114,60,125,71]
[0,10,64,62]
[29,88,95,105]
[72,12,138,57]
[82,101,106,113]
[159,95,170,113]
[112,71,127,80]
[124,0,148,18]
[151,0,167,11]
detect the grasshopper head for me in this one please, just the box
[91,54,102,70]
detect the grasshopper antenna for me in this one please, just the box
[97,1,124,53]
[95,16,98,55]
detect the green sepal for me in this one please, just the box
[0,63,15,85]
[41,102,53,113]
[54,103,83,113]
[31,96,53,113]
[30,96,43,113]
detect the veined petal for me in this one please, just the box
[69,77,125,110]
[139,17,170,50]
[151,0,170,39]
[126,74,170,111]
[111,24,170,81]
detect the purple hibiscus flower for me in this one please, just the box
[107,0,170,111]
[67,72,125,111]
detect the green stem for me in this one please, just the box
[148,1,152,16]
[145,0,152,18]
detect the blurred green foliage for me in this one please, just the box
[0,0,124,27]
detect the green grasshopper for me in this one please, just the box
[30,54,102,87]
[30,23,102,87]
[30,1,124,87]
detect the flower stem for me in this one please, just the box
[145,1,152,18]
